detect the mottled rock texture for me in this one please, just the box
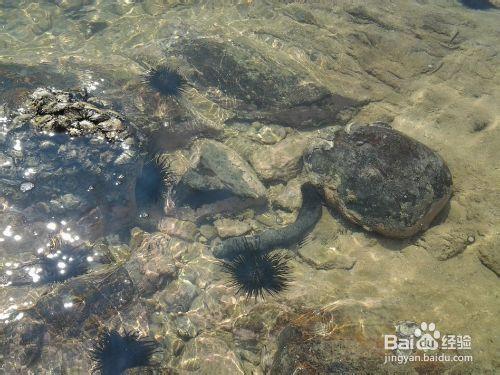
[178,37,365,129]
[305,123,452,238]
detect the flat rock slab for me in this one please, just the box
[214,218,252,239]
[179,139,266,200]
[477,234,500,277]
[298,245,356,270]
[305,123,452,238]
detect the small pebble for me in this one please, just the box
[467,235,475,244]
[20,182,34,192]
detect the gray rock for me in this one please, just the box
[249,135,311,182]
[214,218,252,238]
[271,178,303,211]
[199,224,217,241]
[305,123,452,238]
[126,231,179,295]
[178,139,266,199]
[298,245,356,270]
[174,315,200,339]
[157,278,198,313]
[158,217,198,241]
[180,334,244,373]
[20,182,34,192]
[247,123,287,145]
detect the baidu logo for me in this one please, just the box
[414,322,440,350]
[383,321,473,364]
[384,321,472,352]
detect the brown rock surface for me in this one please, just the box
[249,135,311,182]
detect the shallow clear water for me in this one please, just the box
[0,1,499,374]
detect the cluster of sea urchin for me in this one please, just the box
[89,330,158,375]
[142,64,187,98]
[220,240,292,299]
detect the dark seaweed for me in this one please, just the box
[213,183,322,260]
[90,330,158,375]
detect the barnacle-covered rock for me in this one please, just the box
[0,88,140,243]
[19,87,131,142]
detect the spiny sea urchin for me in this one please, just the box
[89,330,158,375]
[135,153,177,207]
[135,159,166,207]
[142,64,187,97]
[220,240,292,299]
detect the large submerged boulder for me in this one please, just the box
[305,122,452,238]
[177,38,365,128]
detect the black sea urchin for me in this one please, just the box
[135,154,177,209]
[143,64,187,97]
[220,244,292,299]
[135,159,166,206]
[90,330,158,375]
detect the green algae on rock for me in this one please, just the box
[305,122,453,238]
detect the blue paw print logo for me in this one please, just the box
[415,322,440,350]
